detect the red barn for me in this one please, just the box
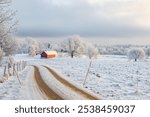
[41,51,57,58]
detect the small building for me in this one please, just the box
[41,51,57,58]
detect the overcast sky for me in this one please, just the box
[12,0,150,38]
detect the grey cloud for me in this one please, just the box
[13,0,150,37]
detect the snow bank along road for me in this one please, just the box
[33,65,100,100]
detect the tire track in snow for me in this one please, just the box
[43,66,100,100]
[33,66,63,100]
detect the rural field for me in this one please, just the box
[0,54,150,100]
[1,0,150,101]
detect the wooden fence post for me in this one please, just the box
[8,63,11,76]
[13,64,15,76]
[83,60,92,86]
[17,63,19,71]
[4,66,6,77]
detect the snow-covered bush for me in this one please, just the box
[86,43,99,59]
[127,48,145,61]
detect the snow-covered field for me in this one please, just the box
[0,54,150,99]
[0,66,29,99]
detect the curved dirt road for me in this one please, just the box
[33,66,101,100]
[34,66,63,100]
[43,66,100,100]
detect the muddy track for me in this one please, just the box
[33,66,63,100]
[43,66,100,100]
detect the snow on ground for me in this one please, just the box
[0,66,29,100]
[28,54,150,100]
[1,54,150,99]
[18,66,48,100]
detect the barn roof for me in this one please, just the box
[43,51,57,55]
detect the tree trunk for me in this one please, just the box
[71,51,74,58]
[135,58,137,62]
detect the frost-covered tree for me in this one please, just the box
[63,35,85,58]
[28,45,37,57]
[16,39,29,54]
[27,37,40,56]
[86,43,99,59]
[145,47,150,58]
[2,36,17,55]
[127,48,145,61]
[0,0,17,56]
